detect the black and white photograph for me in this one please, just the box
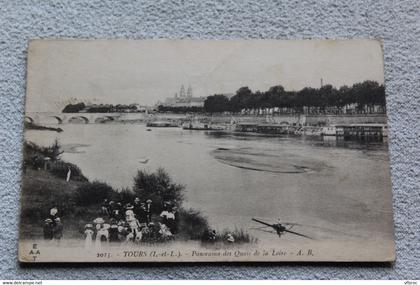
[19,39,395,262]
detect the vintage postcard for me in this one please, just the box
[19,39,395,262]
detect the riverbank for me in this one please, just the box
[25,121,63,132]
[20,141,255,245]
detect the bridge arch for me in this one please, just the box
[24,116,34,124]
[94,116,115,123]
[68,116,89,124]
[50,116,63,124]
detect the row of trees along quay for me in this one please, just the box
[203,81,386,115]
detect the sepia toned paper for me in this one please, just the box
[19,39,395,262]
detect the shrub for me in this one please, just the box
[110,187,136,204]
[133,168,184,213]
[25,139,63,162]
[75,181,114,206]
[177,208,209,240]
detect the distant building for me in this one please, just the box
[162,85,206,108]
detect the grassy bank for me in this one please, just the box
[20,140,255,244]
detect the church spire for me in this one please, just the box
[180,85,186,98]
[187,85,193,98]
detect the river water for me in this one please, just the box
[25,124,394,242]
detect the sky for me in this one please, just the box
[25,39,384,113]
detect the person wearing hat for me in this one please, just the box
[43,218,54,240]
[49,207,58,225]
[133,197,142,219]
[145,199,153,224]
[160,208,176,234]
[53,217,63,241]
[162,200,171,211]
[108,220,120,242]
[158,222,173,240]
[145,222,157,240]
[136,202,148,227]
[94,217,109,246]
[125,210,142,242]
[125,203,134,213]
[107,201,115,218]
[208,229,217,241]
[93,217,105,226]
[84,224,94,248]
[93,217,104,243]
[115,202,124,220]
[171,207,179,234]
[117,220,129,241]
[125,209,135,220]
[226,233,235,243]
[101,199,109,216]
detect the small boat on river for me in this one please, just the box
[146,121,179,128]
[182,122,225,131]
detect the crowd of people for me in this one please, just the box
[43,198,239,246]
[42,198,180,246]
[83,197,179,247]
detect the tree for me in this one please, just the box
[229,87,253,112]
[176,80,386,114]
[62,103,86,113]
[351,80,383,112]
[133,168,184,213]
[204,95,229,113]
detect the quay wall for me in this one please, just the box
[183,114,387,125]
[304,114,388,125]
[26,112,388,126]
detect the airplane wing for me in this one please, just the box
[254,228,276,234]
[252,218,274,228]
[284,229,314,240]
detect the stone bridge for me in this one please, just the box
[24,112,148,124]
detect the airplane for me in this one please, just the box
[251,218,314,240]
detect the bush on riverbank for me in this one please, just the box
[177,208,209,240]
[75,181,114,206]
[133,168,184,213]
[24,140,62,163]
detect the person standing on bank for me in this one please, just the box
[53,217,63,242]
[145,199,153,224]
[66,167,71,182]
[101,199,109,216]
[43,218,53,240]
[160,208,176,234]
[49,207,58,223]
[133,197,142,217]
[136,202,148,228]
